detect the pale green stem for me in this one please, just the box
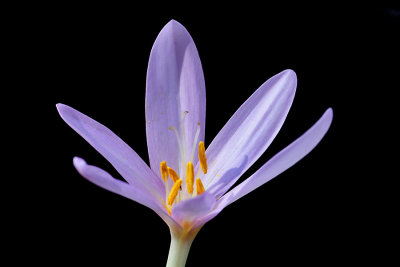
[166,227,200,267]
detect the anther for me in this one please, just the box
[181,110,189,120]
[160,161,168,182]
[168,179,182,205]
[186,161,194,194]
[168,167,180,183]
[196,178,205,195]
[198,141,208,174]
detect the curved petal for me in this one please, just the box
[146,20,206,176]
[171,192,216,224]
[205,69,297,198]
[220,108,333,207]
[57,104,164,199]
[73,157,180,228]
[190,198,227,229]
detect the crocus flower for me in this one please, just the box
[57,20,333,267]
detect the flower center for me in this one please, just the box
[159,114,208,216]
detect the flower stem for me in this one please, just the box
[166,227,199,267]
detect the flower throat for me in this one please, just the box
[160,111,208,216]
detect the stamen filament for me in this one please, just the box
[168,126,184,173]
[168,179,182,205]
[181,111,189,167]
[196,178,205,195]
[164,203,172,216]
[186,162,194,194]
[190,122,201,162]
[198,141,208,174]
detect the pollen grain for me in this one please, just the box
[186,162,194,194]
[196,178,205,195]
[168,167,180,183]
[168,179,182,205]
[198,141,208,174]
[160,161,168,182]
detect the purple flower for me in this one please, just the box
[57,20,332,266]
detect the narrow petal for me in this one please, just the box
[192,109,333,227]
[204,70,297,198]
[57,104,164,199]
[146,20,206,176]
[171,192,216,224]
[73,157,180,228]
[220,108,333,207]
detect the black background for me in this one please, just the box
[9,5,398,266]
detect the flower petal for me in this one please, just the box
[190,198,227,229]
[204,70,297,198]
[220,108,333,207]
[146,20,206,176]
[193,109,333,226]
[73,157,180,228]
[171,192,216,224]
[57,104,164,199]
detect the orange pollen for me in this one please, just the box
[160,161,168,182]
[186,162,194,194]
[198,141,208,174]
[168,167,180,183]
[168,179,182,205]
[196,178,205,195]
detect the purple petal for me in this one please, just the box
[220,108,333,207]
[190,198,227,229]
[73,157,180,228]
[146,20,206,176]
[204,70,297,198]
[57,104,164,199]
[171,192,216,224]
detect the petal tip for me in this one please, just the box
[282,69,297,80]
[73,157,86,172]
[56,103,73,118]
[323,108,334,128]
[324,108,334,122]
[167,19,180,25]
[56,103,66,112]
[163,19,187,33]
[73,156,84,164]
